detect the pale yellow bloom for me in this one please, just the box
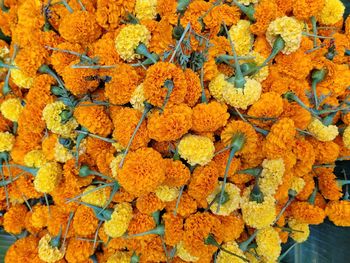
[307,118,339,142]
[1,98,23,122]
[155,185,179,202]
[104,202,133,238]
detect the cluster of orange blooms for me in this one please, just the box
[0,0,350,262]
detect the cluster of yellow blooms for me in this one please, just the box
[0,0,349,262]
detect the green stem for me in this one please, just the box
[161,80,174,111]
[239,230,258,251]
[237,167,262,177]
[231,0,255,22]
[310,16,318,49]
[308,184,317,205]
[66,182,115,203]
[38,65,66,89]
[200,67,207,103]
[284,92,318,116]
[259,36,285,68]
[337,180,350,187]
[302,32,334,39]
[75,130,116,143]
[278,242,298,262]
[273,195,295,225]
[126,224,165,238]
[60,0,73,13]
[61,211,74,249]
[169,23,191,63]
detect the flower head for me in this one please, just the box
[229,20,253,56]
[217,241,247,263]
[38,234,65,263]
[290,176,306,195]
[290,201,325,224]
[135,0,158,20]
[3,204,27,234]
[178,134,215,166]
[73,205,99,237]
[259,159,285,196]
[176,241,199,262]
[325,200,350,226]
[208,73,229,103]
[288,219,310,243]
[130,83,146,112]
[317,0,344,25]
[104,202,133,238]
[34,162,62,193]
[256,227,281,262]
[343,126,350,149]
[24,150,47,168]
[1,98,23,122]
[11,67,34,89]
[0,131,15,152]
[42,101,78,138]
[307,118,339,142]
[107,251,132,263]
[266,16,303,54]
[155,185,180,202]
[115,24,151,61]
[81,185,109,208]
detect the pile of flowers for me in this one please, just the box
[0,0,350,262]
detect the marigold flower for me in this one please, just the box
[31,204,49,229]
[163,212,183,246]
[105,64,140,105]
[117,147,166,196]
[229,20,253,56]
[307,118,339,142]
[183,68,201,107]
[0,98,23,122]
[112,107,150,150]
[250,0,280,36]
[74,102,113,137]
[217,214,244,242]
[281,100,311,130]
[266,16,303,54]
[259,158,285,196]
[246,51,269,82]
[290,176,306,195]
[163,159,191,187]
[65,238,94,263]
[191,101,229,133]
[59,11,102,45]
[147,104,192,142]
[42,101,79,138]
[325,200,350,226]
[217,241,247,263]
[104,202,133,238]
[317,0,345,25]
[81,185,109,207]
[3,204,27,234]
[343,126,350,149]
[34,162,62,193]
[256,227,281,262]
[176,241,199,262]
[127,211,156,242]
[38,234,65,263]
[135,0,157,20]
[208,73,229,103]
[288,219,310,243]
[292,139,315,177]
[23,150,47,168]
[73,205,99,237]
[223,77,262,110]
[155,185,179,202]
[50,42,83,75]
[115,24,151,61]
[11,67,34,89]
[290,201,325,224]
[136,192,166,214]
[241,188,276,229]
[178,134,215,166]
[107,251,132,263]
[317,169,343,200]
[206,182,241,216]
[143,62,187,107]
[166,191,198,217]
[293,0,325,20]
[0,131,14,152]
[5,236,41,262]
[130,83,146,112]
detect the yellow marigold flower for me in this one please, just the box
[206,182,241,216]
[107,251,132,263]
[130,83,146,112]
[259,159,285,196]
[81,185,108,208]
[54,141,73,163]
[115,24,151,61]
[176,241,199,262]
[208,73,229,102]
[290,176,306,195]
[223,77,262,110]
[229,20,253,56]
[34,162,62,193]
[109,154,124,179]
[178,134,215,166]
[256,227,281,262]
[266,16,303,54]
[42,101,79,138]
[241,188,276,229]
[0,131,15,152]
[307,118,339,142]
[318,0,345,25]
[38,234,65,263]
[343,126,350,149]
[11,67,34,89]
[247,51,269,82]
[217,241,247,263]
[237,0,258,5]
[104,202,133,238]
[0,98,23,122]
[24,150,47,168]
[112,142,125,152]
[155,185,179,202]
[288,219,310,243]
[135,0,158,20]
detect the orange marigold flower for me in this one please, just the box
[183,68,201,107]
[59,11,102,45]
[112,107,150,150]
[5,236,42,262]
[213,146,241,180]
[163,212,184,246]
[73,205,99,237]
[325,200,350,226]
[136,192,166,215]
[3,204,27,234]
[191,101,229,133]
[47,205,74,237]
[140,236,167,262]
[297,174,315,201]
[104,64,140,105]
[89,31,121,66]
[181,0,211,33]
[15,45,48,77]
[61,61,100,96]
[281,100,312,130]
[316,168,343,200]
[292,139,315,177]
[293,0,325,20]
[290,201,326,225]
[50,42,83,75]
[143,62,187,107]
[147,104,192,142]
[263,118,296,159]
[118,147,166,197]
[188,161,219,205]
[24,211,41,235]
[65,238,95,263]
[166,191,198,218]
[74,102,113,137]
[251,0,280,36]
[127,211,156,242]
[163,159,191,187]
[247,91,283,129]
[31,204,49,229]
[216,214,244,242]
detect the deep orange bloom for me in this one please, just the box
[65,238,95,263]
[163,212,184,246]
[136,192,166,215]
[290,201,325,225]
[163,159,191,187]
[297,174,315,201]
[316,168,343,201]
[325,201,350,226]
[5,236,42,263]
[166,192,198,218]
[73,205,99,237]
[3,204,27,234]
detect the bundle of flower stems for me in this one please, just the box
[0,0,349,262]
